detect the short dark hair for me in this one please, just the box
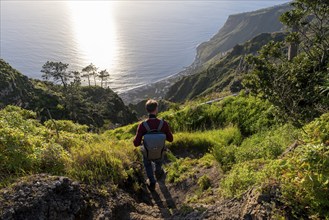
[145,99,158,113]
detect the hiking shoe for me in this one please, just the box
[148,182,156,191]
[155,169,165,180]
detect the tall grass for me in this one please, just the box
[162,94,276,135]
[0,106,140,187]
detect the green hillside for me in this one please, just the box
[0,59,137,128]
[0,0,328,219]
[195,4,290,65]
[166,32,286,102]
[1,94,328,219]
[120,4,290,104]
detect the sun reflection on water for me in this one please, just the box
[67,1,117,70]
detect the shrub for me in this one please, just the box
[211,126,242,171]
[67,140,140,184]
[268,144,329,218]
[166,157,195,184]
[0,106,47,175]
[258,114,329,218]
[218,95,276,135]
[165,154,216,184]
[44,120,88,134]
[220,159,268,198]
[163,94,277,136]
[167,131,217,156]
[302,112,329,145]
[235,124,298,163]
[39,143,70,174]
[103,122,139,140]
[198,175,211,191]
[0,106,141,188]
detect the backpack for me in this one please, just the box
[141,120,166,160]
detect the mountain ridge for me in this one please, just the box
[120,3,290,104]
[0,59,137,128]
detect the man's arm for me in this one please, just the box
[133,123,144,147]
[163,121,173,142]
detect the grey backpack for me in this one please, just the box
[141,120,166,160]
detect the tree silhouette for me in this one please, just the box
[82,63,97,86]
[41,61,71,89]
[71,71,81,86]
[98,69,110,88]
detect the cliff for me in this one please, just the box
[166,32,286,102]
[194,3,290,66]
[0,59,137,128]
[120,3,290,104]
[0,59,36,108]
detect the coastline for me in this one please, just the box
[119,3,289,105]
[119,62,199,104]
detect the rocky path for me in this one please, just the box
[0,159,279,220]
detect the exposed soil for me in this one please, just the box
[0,153,282,220]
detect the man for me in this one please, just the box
[133,99,173,191]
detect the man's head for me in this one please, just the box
[145,99,158,115]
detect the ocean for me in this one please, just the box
[0,1,289,93]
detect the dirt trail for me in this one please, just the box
[0,155,279,220]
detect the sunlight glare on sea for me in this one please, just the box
[67,1,118,71]
[0,1,290,93]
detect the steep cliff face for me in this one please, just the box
[166,33,286,102]
[121,4,290,104]
[195,4,290,66]
[0,59,137,127]
[0,59,35,108]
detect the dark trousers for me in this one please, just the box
[143,156,162,184]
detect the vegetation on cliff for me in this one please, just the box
[195,4,290,65]
[245,0,329,125]
[166,32,286,102]
[0,0,328,219]
[1,91,328,218]
[0,59,137,129]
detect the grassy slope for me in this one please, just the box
[195,4,289,64]
[166,32,286,103]
[0,59,137,128]
[1,94,328,218]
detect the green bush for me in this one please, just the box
[256,114,329,218]
[163,104,218,132]
[39,143,70,174]
[302,112,329,145]
[162,94,277,136]
[218,95,276,135]
[44,120,88,134]
[267,144,329,218]
[166,157,196,184]
[235,124,298,163]
[68,140,139,184]
[220,159,268,198]
[0,106,140,188]
[103,122,138,140]
[198,175,211,191]
[211,126,242,171]
[167,131,217,156]
[0,106,47,175]
[165,153,216,185]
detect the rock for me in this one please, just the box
[0,175,91,220]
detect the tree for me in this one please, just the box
[98,69,110,88]
[81,63,97,86]
[244,0,329,126]
[71,71,81,86]
[280,0,329,65]
[41,61,71,89]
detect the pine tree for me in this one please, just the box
[244,0,329,125]
[98,69,110,88]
